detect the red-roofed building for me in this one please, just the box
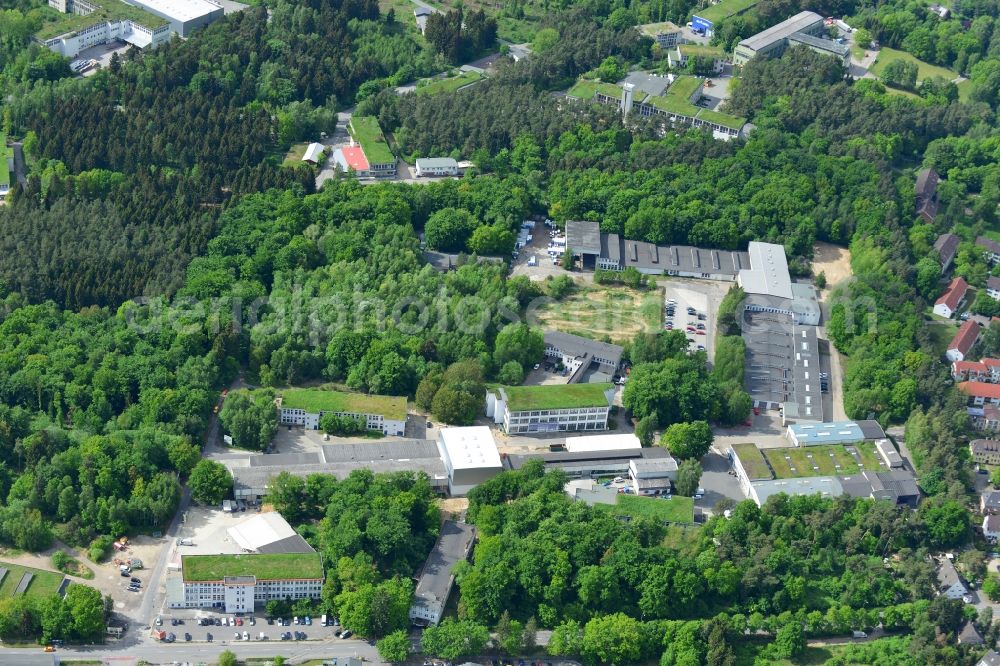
[952,358,1000,382]
[959,381,1000,406]
[934,277,969,319]
[333,145,370,176]
[947,320,981,362]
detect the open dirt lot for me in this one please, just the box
[532,283,661,343]
[812,241,852,289]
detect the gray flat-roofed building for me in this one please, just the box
[733,11,825,66]
[409,521,476,626]
[505,446,673,478]
[743,284,820,326]
[749,476,843,506]
[743,311,823,422]
[787,31,850,66]
[229,440,448,500]
[544,330,623,375]
[599,233,624,271]
[622,71,672,97]
[566,220,602,263]
[876,439,903,468]
[619,237,748,280]
[855,420,887,440]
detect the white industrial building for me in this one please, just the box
[436,427,503,496]
[41,0,222,58]
[227,512,315,555]
[170,553,324,613]
[564,433,640,453]
[486,384,616,434]
[276,390,407,437]
[628,457,678,495]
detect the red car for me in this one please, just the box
[696,330,706,335]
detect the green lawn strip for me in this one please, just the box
[279,388,406,420]
[416,71,484,95]
[182,553,323,581]
[869,47,957,83]
[499,383,613,411]
[281,142,310,167]
[348,116,394,165]
[0,133,9,187]
[0,561,65,599]
[694,0,757,23]
[595,494,695,523]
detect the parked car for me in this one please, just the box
[207,632,213,642]
[304,616,312,626]
[165,633,176,643]
[184,633,191,642]
[155,617,163,626]
[243,631,249,641]
[341,630,353,639]
[130,577,141,584]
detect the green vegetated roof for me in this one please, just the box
[638,21,681,36]
[732,443,772,480]
[35,0,167,40]
[567,79,623,101]
[645,76,745,130]
[349,116,395,166]
[679,44,726,58]
[182,553,323,582]
[501,383,613,411]
[279,388,407,420]
[762,444,861,479]
[693,0,758,24]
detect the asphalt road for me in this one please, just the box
[3,636,381,664]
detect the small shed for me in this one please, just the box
[302,142,325,165]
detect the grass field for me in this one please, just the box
[596,494,695,524]
[281,142,310,168]
[0,134,9,188]
[416,70,485,96]
[0,562,65,599]
[348,116,394,165]
[499,383,613,411]
[182,553,323,582]
[534,284,661,342]
[279,388,407,419]
[694,0,758,23]
[854,441,884,470]
[763,445,860,479]
[869,47,957,84]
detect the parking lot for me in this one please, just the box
[661,278,728,362]
[510,220,576,282]
[151,612,349,644]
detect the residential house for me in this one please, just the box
[978,236,1000,265]
[959,381,1000,407]
[947,320,981,362]
[986,515,1000,542]
[978,649,1000,666]
[936,558,969,599]
[413,6,432,34]
[989,276,1000,301]
[933,276,969,318]
[978,404,1000,432]
[666,44,727,74]
[415,158,459,177]
[915,168,940,222]
[952,358,1000,382]
[982,489,1000,514]
[934,233,960,273]
[958,621,985,646]
[972,440,1000,466]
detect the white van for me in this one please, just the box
[321,614,328,626]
